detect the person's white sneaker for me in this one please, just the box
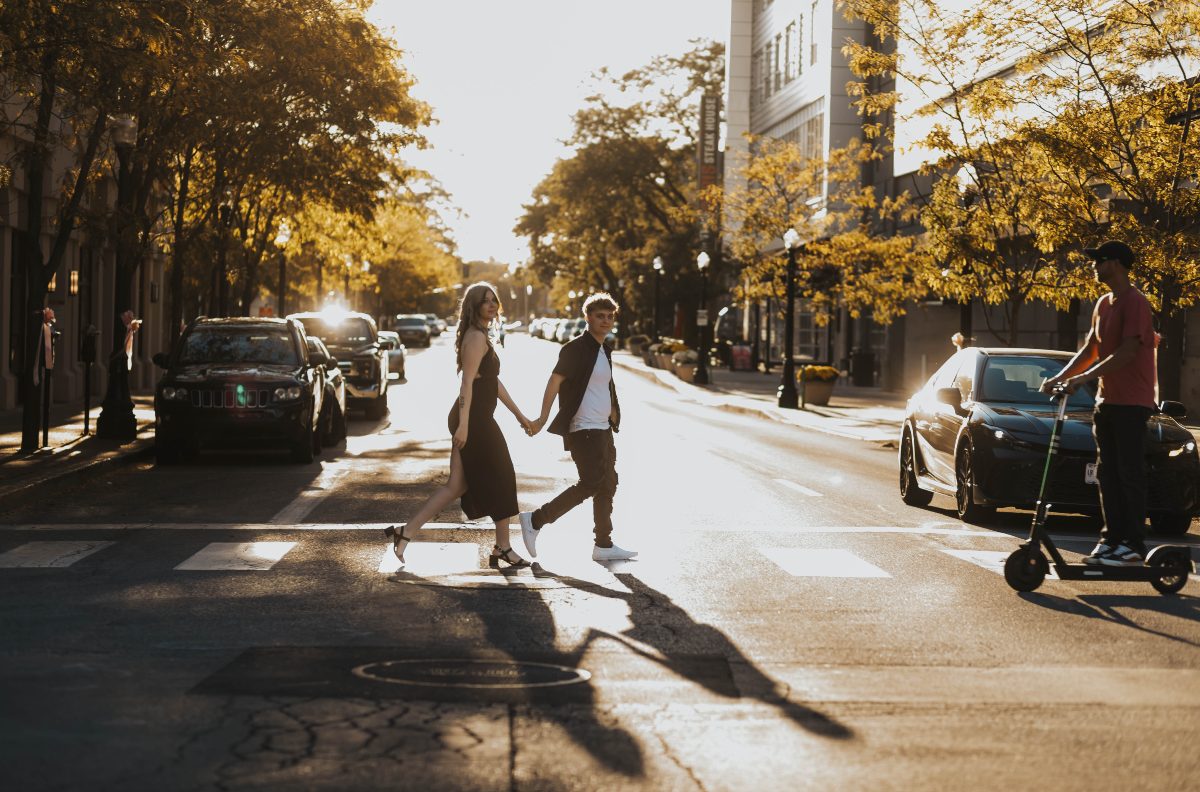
[519,511,539,558]
[592,543,638,562]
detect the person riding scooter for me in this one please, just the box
[1041,240,1158,567]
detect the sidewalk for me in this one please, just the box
[0,394,156,506]
[612,351,907,443]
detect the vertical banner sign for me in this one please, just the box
[697,93,720,191]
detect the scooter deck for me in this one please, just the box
[1053,563,1164,582]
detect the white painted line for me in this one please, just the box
[269,463,353,524]
[938,548,1060,579]
[0,541,115,568]
[0,522,493,533]
[759,548,891,578]
[175,541,296,571]
[773,478,823,497]
[378,542,479,574]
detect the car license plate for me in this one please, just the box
[1084,462,1098,484]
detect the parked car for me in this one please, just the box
[288,310,390,419]
[394,314,432,348]
[377,330,407,380]
[152,317,327,464]
[306,335,347,445]
[423,313,446,336]
[898,347,1199,534]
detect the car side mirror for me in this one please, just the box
[378,337,395,350]
[936,387,963,409]
[1159,400,1187,418]
[309,351,329,367]
[152,352,170,369]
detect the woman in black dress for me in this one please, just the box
[385,282,533,569]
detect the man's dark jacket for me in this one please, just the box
[548,332,621,447]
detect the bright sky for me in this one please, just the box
[367,0,729,265]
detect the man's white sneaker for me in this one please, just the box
[592,543,638,562]
[519,511,538,558]
[1083,543,1114,565]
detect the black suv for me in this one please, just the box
[152,317,328,464]
[288,310,391,419]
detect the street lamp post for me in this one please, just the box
[694,251,711,385]
[778,228,801,409]
[343,255,352,307]
[96,115,139,441]
[652,256,664,340]
[274,222,291,318]
[525,284,532,323]
[216,196,233,316]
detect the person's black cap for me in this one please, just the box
[1082,239,1135,268]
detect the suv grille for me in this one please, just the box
[191,387,272,409]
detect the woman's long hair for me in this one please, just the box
[455,282,501,372]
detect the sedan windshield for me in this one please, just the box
[179,327,298,365]
[979,356,1095,408]
[294,317,373,345]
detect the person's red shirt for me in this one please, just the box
[1093,288,1157,408]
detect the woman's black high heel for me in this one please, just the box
[384,525,415,566]
[489,544,529,569]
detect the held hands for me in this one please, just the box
[520,416,545,437]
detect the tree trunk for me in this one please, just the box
[1055,298,1080,351]
[169,147,193,345]
[1007,296,1023,348]
[1157,294,1185,403]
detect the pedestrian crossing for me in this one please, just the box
[0,525,1193,586]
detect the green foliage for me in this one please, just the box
[515,40,725,325]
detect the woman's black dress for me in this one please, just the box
[447,344,518,521]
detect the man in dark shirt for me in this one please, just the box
[520,293,637,562]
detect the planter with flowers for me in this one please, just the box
[628,334,650,357]
[672,349,699,383]
[798,365,839,406]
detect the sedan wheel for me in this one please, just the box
[899,431,933,507]
[955,444,994,525]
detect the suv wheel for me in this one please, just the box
[367,394,387,420]
[291,424,315,464]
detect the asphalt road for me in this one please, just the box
[2,333,1198,791]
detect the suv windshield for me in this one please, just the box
[396,316,427,328]
[294,317,373,346]
[179,326,298,365]
[979,356,1096,408]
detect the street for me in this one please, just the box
[2,333,1199,791]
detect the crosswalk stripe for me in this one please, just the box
[174,541,296,571]
[378,542,479,574]
[0,541,115,568]
[773,478,823,497]
[758,548,891,578]
[939,548,1061,579]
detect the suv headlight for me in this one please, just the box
[161,386,188,401]
[273,386,302,402]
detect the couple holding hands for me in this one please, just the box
[385,282,637,569]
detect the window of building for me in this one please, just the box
[773,33,783,93]
[810,2,819,65]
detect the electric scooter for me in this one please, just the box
[1003,386,1194,595]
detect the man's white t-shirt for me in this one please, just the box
[570,347,612,432]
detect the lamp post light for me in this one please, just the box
[96,114,139,441]
[778,228,801,409]
[694,251,711,385]
[274,222,291,318]
[652,256,664,340]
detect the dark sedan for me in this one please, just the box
[898,347,1199,534]
[394,314,432,348]
[152,317,328,464]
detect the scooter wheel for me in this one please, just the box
[1004,548,1047,592]
[1149,554,1189,595]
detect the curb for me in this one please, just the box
[612,355,900,443]
[0,437,156,508]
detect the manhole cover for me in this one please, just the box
[353,659,590,689]
[192,647,598,703]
